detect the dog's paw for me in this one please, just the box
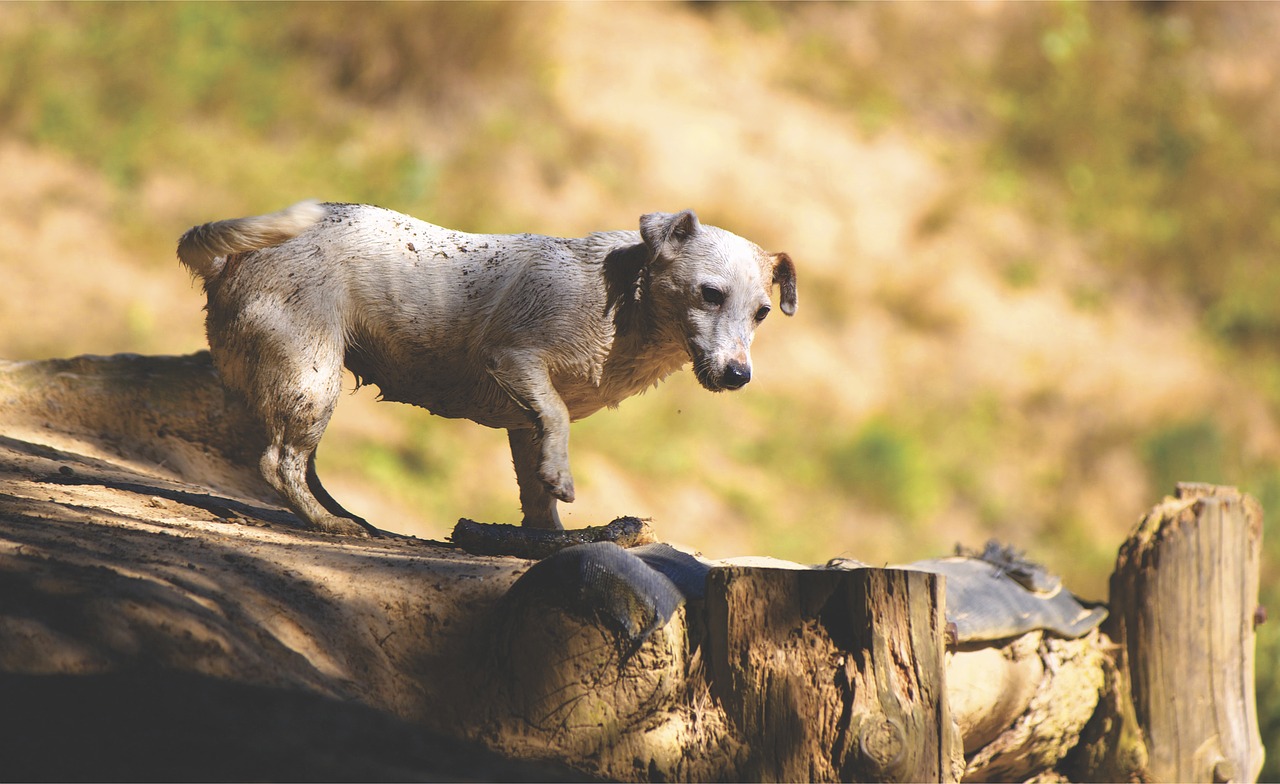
[312,514,373,538]
[540,465,575,503]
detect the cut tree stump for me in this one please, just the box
[1108,482,1265,783]
[705,566,963,782]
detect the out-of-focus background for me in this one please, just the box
[0,2,1276,766]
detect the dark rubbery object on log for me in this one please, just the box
[502,541,685,652]
[904,547,1108,643]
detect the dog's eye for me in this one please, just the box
[755,305,771,323]
[701,285,725,307]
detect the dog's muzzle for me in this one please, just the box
[691,346,752,392]
[717,359,751,391]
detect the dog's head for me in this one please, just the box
[640,210,797,392]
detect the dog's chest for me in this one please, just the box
[348,323,685,429]
[561,344,689,417]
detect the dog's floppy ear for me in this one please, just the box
[639,210,700,258]
[771,252,797,316]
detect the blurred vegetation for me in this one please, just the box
[829,417,943,523]
[989,5,1280,384]
[0,2,574,235]
[0,1,1277,770]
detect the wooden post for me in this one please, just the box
[705,566,961,783]
[1108,483,1265,783]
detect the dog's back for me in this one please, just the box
[182,202,628,423]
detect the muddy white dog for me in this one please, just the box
[178,202,796,536]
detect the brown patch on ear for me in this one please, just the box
[603,241,649,332]
[772,252,797,315]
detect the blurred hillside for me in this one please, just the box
[0,1,1277,767]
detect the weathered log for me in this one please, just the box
[1107,483,1265,783]
[0,430,704,780]
[959,631,1106,781]
[1060,642,1149,783]
[0,352,273,501]
[947,632,1044,756]
[0,354,1266,781]
[705,566,963,782]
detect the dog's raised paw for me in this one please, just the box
[541,468,576,504]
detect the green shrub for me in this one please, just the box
[1141,419,1226,495]
[829,417,942,523]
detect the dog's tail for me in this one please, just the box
[177,200,327,280]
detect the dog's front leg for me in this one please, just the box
[508,428,563,530]
[488,351,576,523]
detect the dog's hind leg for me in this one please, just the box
[261,438,372,537]
[508,428,563,530]
[305,449,378,534]
[222,327,373,537]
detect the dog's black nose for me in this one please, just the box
[720,361,751,390]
